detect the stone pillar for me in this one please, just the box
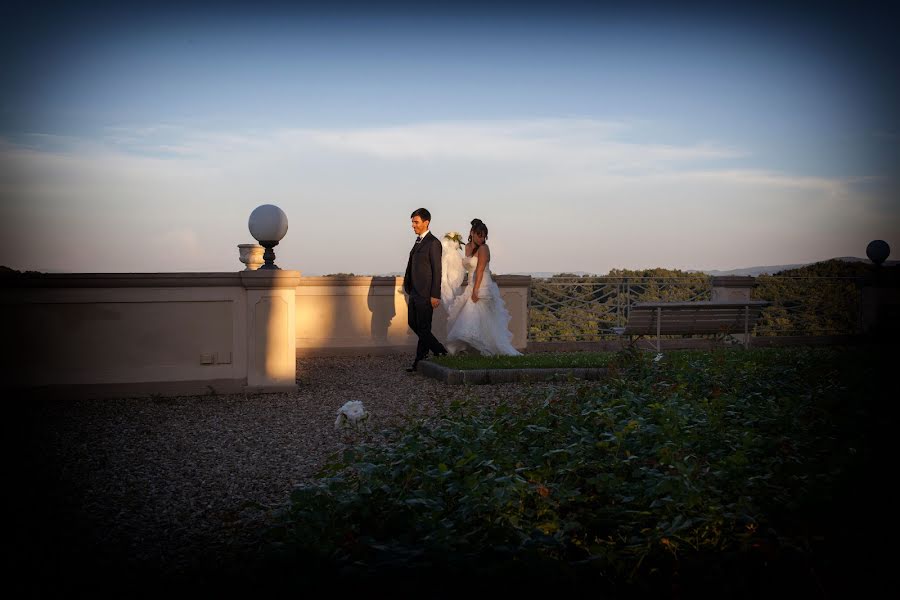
[711,276,757,302]
[860,267,900,338]
[496,275,532,351]
[241,270,301,392]
[711,276,758,346]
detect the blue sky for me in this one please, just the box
[1,1,897,274]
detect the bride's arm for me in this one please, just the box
[471,244,490,302]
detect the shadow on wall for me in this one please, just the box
[294,275,453,353]
[367,276,396,343]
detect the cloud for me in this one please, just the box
[0,119,892,274]
[654,169,852,195]
[294,119,745,169]
[53,119,745,170]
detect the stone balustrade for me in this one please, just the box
[0,271,530,397]
[3,268,891,398]
[295,275,530,355]
[1,271,300,398]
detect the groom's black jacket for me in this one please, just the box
[403,232,442,299]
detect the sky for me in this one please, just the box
[1,0,898,275]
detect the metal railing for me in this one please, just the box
[527,275,864,341]
[529,276,712,342]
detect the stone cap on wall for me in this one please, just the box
[493,275,532,286]
[1,271,529,290]
[1,271,301,289]
[710,276,758,288]
[239,270,302,289]
[299,276,399,287]
[297,275,532,287]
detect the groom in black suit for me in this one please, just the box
[403,207,448,372]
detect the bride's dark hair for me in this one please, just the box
[469,218,488,243]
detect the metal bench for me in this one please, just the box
[617,300,770,351]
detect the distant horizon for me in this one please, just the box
[5,253,895,278]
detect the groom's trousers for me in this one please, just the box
[408,295,447,362]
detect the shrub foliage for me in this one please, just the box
[257,347,880,594]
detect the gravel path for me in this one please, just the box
[16,353,577,590]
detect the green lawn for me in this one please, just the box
[237,346,887,595]
[431,350,616,370]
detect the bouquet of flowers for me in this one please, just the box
[444,231,464,249]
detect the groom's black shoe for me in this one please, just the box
[405,360,419,373]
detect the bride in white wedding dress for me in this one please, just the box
[440,219,522,356]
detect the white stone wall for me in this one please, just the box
[294,275,531,354]
[0,271,531,396]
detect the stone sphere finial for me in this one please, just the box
[248,204,289,270]
[249,204,288,243]
[866,240,890,266]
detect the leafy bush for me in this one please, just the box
[250,347,882,595]
[529,270,711,342]
[432,351,615,370]
[752,260,869,335]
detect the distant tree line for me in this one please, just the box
[528,261,887,341]
[528,268,710,342]
[752,259,880,336]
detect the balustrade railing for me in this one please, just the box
[529,276,712,341]
[528,275,864,341]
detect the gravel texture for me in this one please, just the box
[16,353,581,590]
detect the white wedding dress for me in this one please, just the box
[440,237,522,356]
